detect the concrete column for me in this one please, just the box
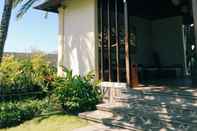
[57,7,65,76]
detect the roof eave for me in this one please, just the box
[34,0,61,13]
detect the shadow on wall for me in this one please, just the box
[63,33,95,76]
[60,0,96,76]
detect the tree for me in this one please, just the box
[0,0,38,62]
[0,0,13,62]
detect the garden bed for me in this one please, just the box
[0,53,101,129]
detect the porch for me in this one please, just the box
[97,0,197,87]
[80,0,197,130]
[34,0,197,130]
[80,80,197,130]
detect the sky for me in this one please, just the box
[0,1,58,53]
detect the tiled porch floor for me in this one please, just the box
[80,79,197,130]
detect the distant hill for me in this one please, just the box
[4,52,57,66]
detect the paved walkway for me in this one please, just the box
[73,123,130,131]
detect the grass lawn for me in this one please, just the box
[0,113,89,131]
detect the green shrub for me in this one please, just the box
[0,100,47,128]
[30,53,56,92]
[0,53,56,101]
[53,68,101,114]
[0,53,58,128]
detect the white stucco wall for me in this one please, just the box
[62,0,97,76]
[130,16,185,69]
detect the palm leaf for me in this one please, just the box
[16,0,38,18]
[12,0,23,8]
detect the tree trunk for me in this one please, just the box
[0,0,13,63]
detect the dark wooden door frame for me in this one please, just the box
[115,0,120,82]
[98,0,132,85]
[107,0,112,82]
[99,0,104,81]
[123,0,131,85]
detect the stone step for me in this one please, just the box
[79,110,141,131]
[88,82,197,130]
[115,95,197,113]
[119,88,197,100]
[96,103,125,112]
[115,95,143,103]
[79,108,197,131]
[79,110,113,122]
[114,94,197,110]
[96,103,197,131]
[96,103,197,125]
[144,92,197,100]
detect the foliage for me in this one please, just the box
[0,53,101,128]
[16,0,41,18]
[53,68,101,114]
[0,52,58,128]
[30,52,56,91]
[0,53,56,101]
[0,100,48,128]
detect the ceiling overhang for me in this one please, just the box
[34,0,61,13]
[128,0,192,20]
[34,0,192,19]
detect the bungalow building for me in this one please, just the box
[35,0,197,130]
[36,0,197,87]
